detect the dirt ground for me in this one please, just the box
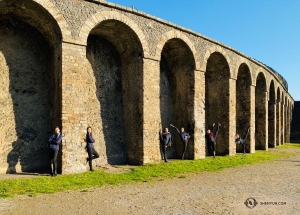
[0,148,299,215]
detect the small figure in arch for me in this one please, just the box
[205,122,221,158]
[170,124,190,160]
[235,127,250,155]
[48,126,62,176]
[159,127,173,162]
[85,126,99,171]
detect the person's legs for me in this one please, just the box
[212,142,216,158]
[49,149,54,175]
[52,150,58,176]
[87,147,94,170]
[163,145,168,162]
[182,140,188,159]
[92,148,99,160]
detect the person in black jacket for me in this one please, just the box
[170,124,190,160]
[159,127,173,162]
[205,123,221,158]
[85,126,99,171]
[235,127,250,155]
[48,126,62,176]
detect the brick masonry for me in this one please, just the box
[0,0,294,174]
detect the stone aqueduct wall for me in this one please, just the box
[0,0,294,174]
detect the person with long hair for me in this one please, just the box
[85,126,99,171]
[205,123,221,158]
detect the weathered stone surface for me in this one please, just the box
[0,0,294,174]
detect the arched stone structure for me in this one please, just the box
[0,0,294,174]
[205,52,231,155]
[0,0,63,173]
[268,80,276,148]
[255,72,267,150]
[276,87,281,146]
[159,37,196,159]
[78,11,150,58]
[236,63,252,153]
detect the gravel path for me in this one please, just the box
[0,148,299,215]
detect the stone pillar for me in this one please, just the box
[249,85,255,153]
[142,57,161,164]
[194,69,206,159]
[229,78,236,156]
[61,42,88,174]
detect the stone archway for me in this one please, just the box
[205,52,230,156]
[255,72,267,150]
[268,80,276,148]
[236,63,252,153]
[159,38,195,160]
[276,88,281,146]
[86,19,144,165]
[0,0,62,173]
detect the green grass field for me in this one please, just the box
[0,143,298,198]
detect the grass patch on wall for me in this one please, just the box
[0,145,297,198]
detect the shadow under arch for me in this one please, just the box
[276,87,281,146]
[255,72,267,150]
[86,19,144,165]
[236,63,251,153]
[205,52,230,156]
[280,92,285,145]
[159,38,195,159]
[0,0,62,174]
[268,80,276,148]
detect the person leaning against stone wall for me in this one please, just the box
[85,127,99,171]
[159,127,173,162]
[48,126,62,176]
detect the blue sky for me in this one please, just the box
[108,0,300,101]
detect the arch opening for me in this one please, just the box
[276,88,281,146]
[86,19,144,165]
[268,81,276,148]
[159,38,195,159]
[205,52,230,156]
[0,0,62,173]
[236,63,251,153]
[255,73,267,150]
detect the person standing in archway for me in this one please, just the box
[48,126,62,176]
[86,126,99,171]
[159,127,173,162]
[205,123,221,158]
[235,127,250,155]
[170,124,190,160]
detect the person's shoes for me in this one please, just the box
[164,160,168,163]
[181,156,184,160]
[53,173,57,177]
[90,169,94,171]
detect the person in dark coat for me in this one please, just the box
[159,127,173,162]
[205,123,221,158]
[48,126,62,176]
[170,124,190,160]
[235,127,250,155]
[86,126,99,171]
